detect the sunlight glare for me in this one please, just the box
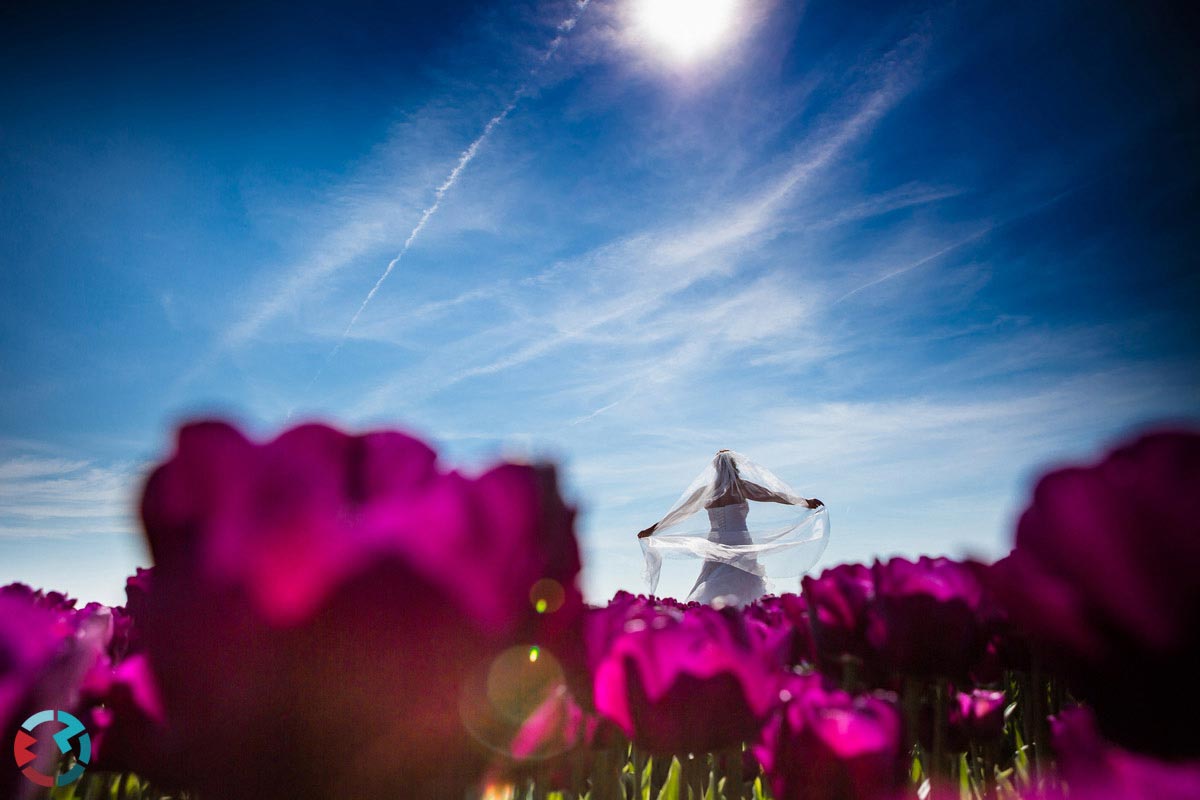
[633,0,739,63]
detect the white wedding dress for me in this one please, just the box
[640,451,829,607]
[685,501,767,605]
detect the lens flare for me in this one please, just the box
[485,645,565,726]
[459,644,575,762]
[529,578,565,614]
[481,782,516,800]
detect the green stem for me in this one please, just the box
[933,681,947,782]
[841,655,860,693]
[1029,655,1044,786]
[903,676,924,760]
[726,746,744,800]
[632,744,645,800]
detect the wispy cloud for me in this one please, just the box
[0,452,140,538]
[0,456,90,481]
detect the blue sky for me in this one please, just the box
[2,0,1197,605]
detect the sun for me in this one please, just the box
[632,0,740,63]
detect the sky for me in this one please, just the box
[1,0,1197,606]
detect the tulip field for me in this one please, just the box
[4,423,1198,800]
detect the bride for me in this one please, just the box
[636,450,828,607]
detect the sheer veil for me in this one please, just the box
[639,451,830,599]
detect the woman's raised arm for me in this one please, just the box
[636,483,708,538]
[741,479,823,509]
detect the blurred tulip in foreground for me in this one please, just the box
[137,421,583,799]
[1042,707,1200,800]
[990,430,1200,756]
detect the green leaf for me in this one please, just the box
[50,778,80,800]
[911,755,924,784]
[1013,728,1030,786]
[656,757,682,800]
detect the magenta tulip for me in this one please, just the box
[867,556,988,679]
[803,564,874,661]
[592,604,778,754]
[745,593,816,668]
[79,653,169,777]
[754,675,905,800]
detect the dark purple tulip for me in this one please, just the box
[592,604,778,754]
[867,556,988,679]
[1,583,81,648]
[740,746,763,782]
[1041,707,1200,800]
[91,568,154,666]
[967,637,1005,686]
[968,620,1032,686]
[962,559,1031,683]
[79,653,170,777]
[951,689,1006,749]
[989,430,1200,756]
[802,563,875,669]
[584,592,661,665]
[1,583,79,615]
[138,421,583,800]
[118,568,152,653]
[754,675,905,800]
[744,594,815,668]
[917,686,1008,754]
[105,606,134,661]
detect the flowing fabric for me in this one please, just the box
[639,451,829,606]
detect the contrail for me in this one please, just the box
[335,103,515,346]
[833,230,992,305]
[298,1,591,403]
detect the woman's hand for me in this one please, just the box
[637,525,657,539]
[806,497,824,509]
